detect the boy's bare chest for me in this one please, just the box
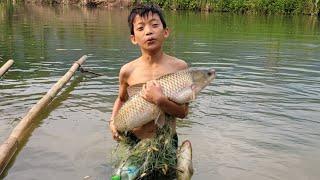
[128,66,176,85]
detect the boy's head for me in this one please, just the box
[128,4,167,35]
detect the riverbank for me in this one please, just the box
[21,0,320,15]
[24,0,131,8]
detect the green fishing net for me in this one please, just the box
[112,124,177,179]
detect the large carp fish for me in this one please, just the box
[114,68,216,132]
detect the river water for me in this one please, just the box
[0,2,320,180]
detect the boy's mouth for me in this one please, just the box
[145,38,156,43]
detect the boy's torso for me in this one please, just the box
[126,54,184,86]
[123,54,186,139]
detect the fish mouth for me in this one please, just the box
[179,140,192,159]
[208,68,216,82]
[181,140,192,148]
[191,68,216,94]
[205,68,216,84]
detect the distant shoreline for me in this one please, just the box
[21,0,320,16]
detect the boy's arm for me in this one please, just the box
[157,96,189,118]
[109,98,125,140]
[109,67,129,141]
[142,80,189,119]
[142,60,189,118]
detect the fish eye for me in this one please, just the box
[207,72,212,76]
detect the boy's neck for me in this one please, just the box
[140,49,165,64]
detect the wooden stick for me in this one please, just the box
[0,59,14,77]
[0,55,87,175]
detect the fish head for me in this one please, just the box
[179,140,193,159]
[190,68,216,94]
[177,140,193,180]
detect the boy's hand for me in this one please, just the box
[109,120,121,141]
[141,80,165,105]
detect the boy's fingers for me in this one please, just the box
[141,87,146,96]
[153,80,161,87]
[140,85,146,95]
[114,130,118,136]
[113,135,120,141]
[146,81,152,88]
[112,130,120,141]
[144,83,150,92]
[142,93,147,100]
[109,121,120,140]
[114,133,124,141]
[154,80,159,86]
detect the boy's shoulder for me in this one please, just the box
[118,55,188,80]
[166,55,188,70]
[118,58,140,80]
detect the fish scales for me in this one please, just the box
[114,69,215,132]
[159,70,193,97]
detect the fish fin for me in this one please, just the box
[191,84,197,101]
[155,111,165,128]
[189,161,194,175]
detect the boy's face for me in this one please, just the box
[130,12,169,52]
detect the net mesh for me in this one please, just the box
[112,124,177,179]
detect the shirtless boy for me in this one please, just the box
[109,4,189,144]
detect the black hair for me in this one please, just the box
[128,4,167,35]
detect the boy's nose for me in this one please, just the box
[145,26,153,35]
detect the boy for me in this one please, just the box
[109,4,189,143]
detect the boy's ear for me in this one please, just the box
[130,35,138,45]
[164,28,170,38]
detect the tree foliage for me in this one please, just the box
[135,0,319,15]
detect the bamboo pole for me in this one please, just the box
[0,59,14,77]
[0,55,87,175]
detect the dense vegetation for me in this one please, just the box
[136,0,319,15]
[6,0,320,15]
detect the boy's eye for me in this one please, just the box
[137,27,144,31]
[152,24,159,28]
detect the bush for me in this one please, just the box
[134,0,318,14]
